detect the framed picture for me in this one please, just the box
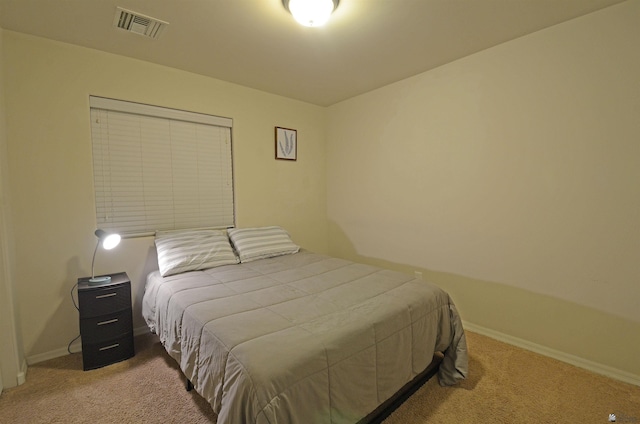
[275,126,297,161]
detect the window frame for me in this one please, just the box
[89,96,235,237]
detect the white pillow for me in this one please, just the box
[155,229,239,277]
[227,226,299,263]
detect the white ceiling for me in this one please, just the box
[0,0,627,106]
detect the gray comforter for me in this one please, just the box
[142,251,468,423]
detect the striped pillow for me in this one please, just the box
[227,226,299,263]
[155,229,239,277]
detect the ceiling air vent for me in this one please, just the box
[113,7,168,40]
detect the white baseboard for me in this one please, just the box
[26,326,152,366]
[133,325,151,337]
[463,321,640,387]
[16,359,27,385]
[26,346,70,366]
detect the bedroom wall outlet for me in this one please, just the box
[414,271,423,280]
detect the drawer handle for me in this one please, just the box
[95,293,117,299]
[97,318,119,326]
[99,343,120,351]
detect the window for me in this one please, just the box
[89,96,234,236]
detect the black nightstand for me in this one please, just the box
[78,272,134,370]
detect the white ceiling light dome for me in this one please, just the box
[283,0,340,27]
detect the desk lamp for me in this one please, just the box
[89,229,121,284]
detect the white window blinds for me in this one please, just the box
[89,96,234,236]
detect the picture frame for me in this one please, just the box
[275,126,297,161]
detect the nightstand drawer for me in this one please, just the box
[78,283,131,318]
[82,333,134,371]
[80,309,133,343]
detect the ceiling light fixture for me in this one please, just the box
[282,0,340,27]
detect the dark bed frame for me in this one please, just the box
[358,353,443,424]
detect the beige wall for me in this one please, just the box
[0,27,25,389]
[2,31,327,360]
[327,1,640,379]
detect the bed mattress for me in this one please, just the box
[142,250,467,423]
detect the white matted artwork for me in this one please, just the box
[275,127,297,161]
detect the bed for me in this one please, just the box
[142,227,468,423]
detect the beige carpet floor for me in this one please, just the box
[0,331,638,423]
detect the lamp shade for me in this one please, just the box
[89,229,121,284]
[283,0,339,27]
[96,229,121,250]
